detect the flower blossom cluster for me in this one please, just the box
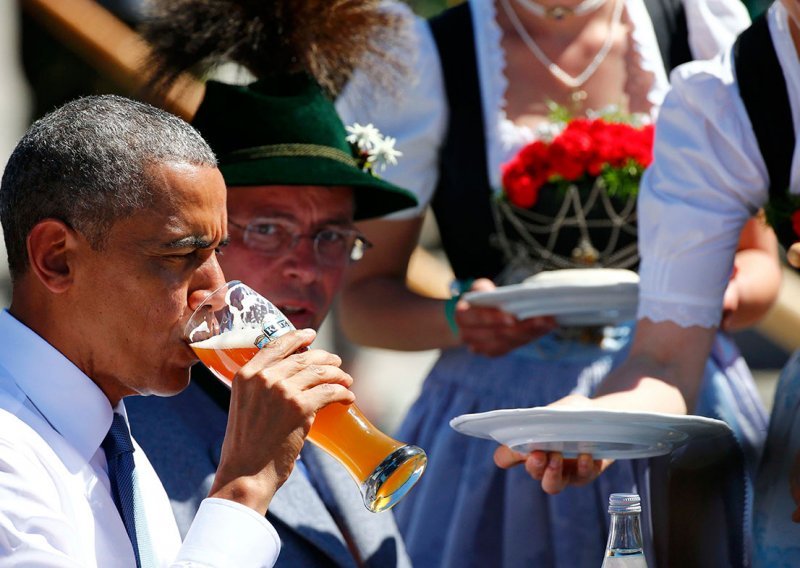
[502,117,654,209]
[345,122,402,172]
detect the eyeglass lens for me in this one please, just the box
[241,219,366,264]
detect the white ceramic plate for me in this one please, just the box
[463,269,639,326]
[449,407,732,459]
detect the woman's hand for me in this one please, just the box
[720,265,740,331]
[494,447,610,494]
[720,216,780,332]
[787,243,800,268]
[492,321,708,494]
[455,278,556,357]
[492,395,612,493]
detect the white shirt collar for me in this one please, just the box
[0,309,113,461]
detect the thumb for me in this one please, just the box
[494,445,527,469]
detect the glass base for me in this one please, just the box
[361,445,427,513]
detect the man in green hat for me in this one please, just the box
[126,76,417,567]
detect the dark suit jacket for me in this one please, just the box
[127,368,411,567]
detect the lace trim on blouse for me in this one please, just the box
[637,296,721,328]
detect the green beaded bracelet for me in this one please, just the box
[445,278,475,336]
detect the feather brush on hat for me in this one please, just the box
[140,0,410,98]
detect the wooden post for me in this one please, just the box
[20,0,204,121]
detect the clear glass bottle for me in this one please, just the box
[601,493,648,567]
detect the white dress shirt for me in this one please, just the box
[335,0,750,219]
[637,2,800,328]
[0,309,280,567]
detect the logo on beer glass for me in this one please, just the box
[254,315,292,348]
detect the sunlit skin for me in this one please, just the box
[784,0,800,35]
[9,162,229,405]
[497,0,639,131]
[220,185,355,331]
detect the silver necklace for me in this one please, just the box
[501,0,624,99]
[515,0,607,20]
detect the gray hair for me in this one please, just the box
[0,95,217,281]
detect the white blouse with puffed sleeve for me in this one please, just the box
[637,2,800,328]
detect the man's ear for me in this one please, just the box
[26,219,80,294]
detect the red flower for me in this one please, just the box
[616,123,654,168]
[586,120,617,174]
[635,125,655,167]
[502,156,542,208]
[502,140,551,208]
[602,122,634,167]
[549,120,594,181]
[518,139,551,170]
[502,113,653,209]
[792,209,800,238]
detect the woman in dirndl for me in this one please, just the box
[335,0,777,566]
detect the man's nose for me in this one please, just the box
[187,253,227,313]
[282,237,322,285]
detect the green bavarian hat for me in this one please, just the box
[191,75,417,220]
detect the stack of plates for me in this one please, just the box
[463,268,639,326]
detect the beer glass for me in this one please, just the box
[186,280,427,512]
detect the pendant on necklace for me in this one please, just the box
[546,5,572,19]
[570,89,588,104]
[571,238,600,265]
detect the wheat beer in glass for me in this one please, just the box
[186,280,427,512]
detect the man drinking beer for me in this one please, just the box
[0,94,356,566]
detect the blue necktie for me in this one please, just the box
[102,413,152,568]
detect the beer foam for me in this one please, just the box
[194,321,210,335]
[191,329,259,350]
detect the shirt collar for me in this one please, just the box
[0,309,114,461]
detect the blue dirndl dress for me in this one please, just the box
[393,326,766,568]
[753,351,800,566]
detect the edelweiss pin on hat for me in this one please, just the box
[141,0,416,219]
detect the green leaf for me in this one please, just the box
[546,101,572,124]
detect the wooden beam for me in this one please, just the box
[21,0,204,121]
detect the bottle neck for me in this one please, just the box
[605,512,644,555]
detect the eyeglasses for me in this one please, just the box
[228,217,373,266]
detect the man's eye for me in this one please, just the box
[318,230,345,243]
[162,252,195,263]
[251,223,281,235]
[165,248,218,262]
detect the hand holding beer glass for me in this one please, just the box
[186,281,427,512]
